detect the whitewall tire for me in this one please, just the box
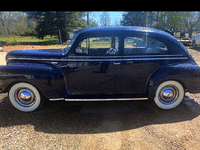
[9,82,42,112]
[153,80,184,109]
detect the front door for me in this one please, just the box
[67,36,121,95]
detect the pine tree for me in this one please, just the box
[27,11,86,44]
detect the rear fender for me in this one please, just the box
[147,63,200,99]
[0,63,67,99]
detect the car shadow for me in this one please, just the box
[0,95,199,134]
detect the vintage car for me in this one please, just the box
[1,26,200,112]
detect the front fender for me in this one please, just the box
[0,63,67,99]
[147,63,200,99]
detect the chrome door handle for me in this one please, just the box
[113,62,121,65]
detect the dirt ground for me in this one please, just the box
[0,45,200,149]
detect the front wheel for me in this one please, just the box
[153,80,184,109]
[9,82,43,112]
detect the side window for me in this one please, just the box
[124,36,168,55]
[75,37,119,55]
[124,37,146,48]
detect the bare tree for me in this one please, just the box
[0,12,8,35]
[182,12,200,38]
[100,12,111,26]
[0,11,37,36]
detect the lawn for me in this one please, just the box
[0,36,67,46]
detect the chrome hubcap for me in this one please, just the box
[163,89,173,98]
[20,91,31,100]
[159,85,179,104]
[14,88,35,107]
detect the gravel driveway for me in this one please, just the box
[0,46,200,149]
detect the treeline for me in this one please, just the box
[0,11,97,44]
[121,12,200,38]
[0,12,37,36]
[1,11,200,44]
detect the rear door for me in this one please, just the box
[121,34,182,94]
[67,36,121,95]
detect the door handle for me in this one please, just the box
[113,62,121,65]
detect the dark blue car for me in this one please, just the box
[1,26,200,112]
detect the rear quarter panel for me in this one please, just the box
[147,61,200,99]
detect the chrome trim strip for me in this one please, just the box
[49,97,148,101]
[121,54,184,58]
[121,57,188,61]
[8,57,67,62]
[64,98,148,101]
[68,54,184,58]
[68,59,121,62]
[8,56,188,62]
[49,98,65,101]
[67,57,188,62]
[68,56,121,59]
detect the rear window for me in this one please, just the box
[123,35,187,56]
[124,36,168,55]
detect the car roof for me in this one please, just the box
[76,26,179,43]
[77,26,171,37]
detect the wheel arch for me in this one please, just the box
[147,78,187,99]
[5,80,47,100]
[146,64,193,99]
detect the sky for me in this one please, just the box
[88,11,124,26]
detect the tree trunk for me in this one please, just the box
[57,27,67,44]
[56,12,67,44]
[188,28,193,38]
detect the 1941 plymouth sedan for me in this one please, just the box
[1,26,200,112]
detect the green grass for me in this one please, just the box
[81,41,112,48]
[0,36,66,46]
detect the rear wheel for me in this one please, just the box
[9,82,43,112]
[153,80,184,109]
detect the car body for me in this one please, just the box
[1,26,200,112]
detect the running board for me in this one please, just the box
[49,97,148,101]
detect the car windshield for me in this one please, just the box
[64,32,77,53]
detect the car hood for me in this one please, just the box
[6,48,66,63]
